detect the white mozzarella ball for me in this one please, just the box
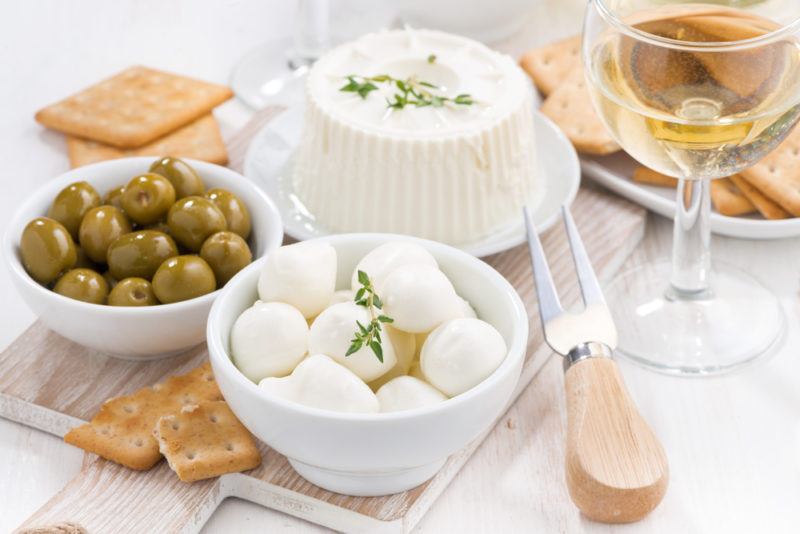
[258,241,337,319]
[330,289,355,306]
[308,302,398,382]
[367,327,416,390]
[421,318,507,396]
[376,376,447,412]
[351,241,437,292]
[382,264,463,333]
[260,354,379,413]
[458,296,477,318]
[231,302,309,382]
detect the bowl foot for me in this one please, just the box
[288,458,446,496]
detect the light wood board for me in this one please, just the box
[4,109,646,534]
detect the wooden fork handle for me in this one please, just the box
[564,353,669,523]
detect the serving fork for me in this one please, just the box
[524,206,668,523]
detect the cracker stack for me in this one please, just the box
[65,363,261,482]
[35,66,233,168]
[520,36,797,220]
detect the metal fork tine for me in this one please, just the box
[523,206,564,324]
[561,206,606,307]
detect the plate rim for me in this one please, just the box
[243,106,581,256]
[581,158,800,240]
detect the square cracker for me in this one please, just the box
[35,66,233,148]
[66,114,228,168]
[154,401,261,482]
[730,174,790,220]
[740,125,800,216]
[540,67,620,155]
[64,363,223,470]
[710,177,756,216]
[519,35,582,96]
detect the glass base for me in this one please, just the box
[230,39,309,110]
[605,260,785,377]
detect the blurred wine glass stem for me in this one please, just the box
[668,178,712,299]
[289,0,330,69]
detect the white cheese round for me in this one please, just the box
[292,28,540,245]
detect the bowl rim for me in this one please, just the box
[3,156,284,315]
[207,232,530,423]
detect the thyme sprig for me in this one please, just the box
[339,73,474,110]
[346,270,394,362]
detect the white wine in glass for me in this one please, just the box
[583,2,800,375]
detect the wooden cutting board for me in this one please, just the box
[4,109,646,534]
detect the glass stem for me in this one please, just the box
[289,0,330,68]
[669,178,712,299]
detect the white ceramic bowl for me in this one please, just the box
[4,157,283,360]
[207,233,528,496]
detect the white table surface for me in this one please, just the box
[1,2,798,533]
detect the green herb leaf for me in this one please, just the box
[348,271,395,363]
[370,341,384,363]
[427,54,437,64]
[339,72,474,111]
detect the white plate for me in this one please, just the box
[243,104,580,257]
[582,153,800,240]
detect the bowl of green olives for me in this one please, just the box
[4,156,283,359]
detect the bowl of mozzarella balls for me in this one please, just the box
[207,234,528,496]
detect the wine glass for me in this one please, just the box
[583,1,800,375]
[231,0,330,109]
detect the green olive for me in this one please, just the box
[74,246,96,269]
[152,255,216,303]
[20,217,77,284]
[106,230,178,280]
[108,277,158,306]
[120,173,176,225]
[103,270,118,289]
[78,206,132,264]
[199,231,252,286]
[205,188,251,239]
[103,185,126,210]
[143,220,171,236]
[47,181,101,240]
[53,268,109,304]
[167,196,227,252]
[149,156,205,199]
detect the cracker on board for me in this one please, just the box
[739,125,800,216]
[66,114,228,168]
[632,166,679,187]
[64,363,223,470]
[730,174,791,220]
[35,66,232,148]
[519,35,582,96]
[709,177,756,216]
[154,401,261,482]
[540,68,620,156]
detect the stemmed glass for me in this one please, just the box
[231,0,330,109]
[583,1,800,375]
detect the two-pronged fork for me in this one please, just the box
[524,206,669,523]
